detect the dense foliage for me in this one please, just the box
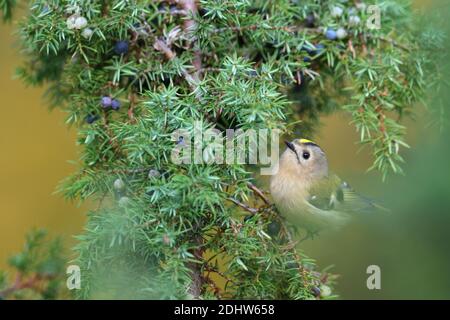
[1,0,443,299]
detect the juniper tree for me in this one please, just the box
[1,0,443,299]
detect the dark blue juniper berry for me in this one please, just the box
[198,7,209,17]
[305,14,315,28]
[302,43,325,58]
[86,114,99,124]
[312,43,325,55]
[111,99,121,110]
[101,96,112,109]
[114,40,129,55]
[325,29,338,40]
[169,4,178,13]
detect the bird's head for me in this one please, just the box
[280,138,329,181]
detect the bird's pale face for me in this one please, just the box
[279,139,329,182]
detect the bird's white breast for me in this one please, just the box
[270,170,310,219]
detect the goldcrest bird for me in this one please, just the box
[270,138,385,237]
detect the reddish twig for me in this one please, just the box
[153,39,176,60]
[348,39,356,59]
[0,273,49,299]
[127,92,137,123]
[247,182,270,205]
[227,198,259,214]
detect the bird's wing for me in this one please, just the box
[307,175,342,211]
[307,175,388,214]
[302,192,350,230]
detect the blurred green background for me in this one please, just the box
[1,0,448,299]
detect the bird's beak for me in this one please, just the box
[285,140,296,152]
[285,140,302,165]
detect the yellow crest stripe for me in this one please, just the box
[298,138,315,144]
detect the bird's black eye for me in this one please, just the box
[302,151,310,160]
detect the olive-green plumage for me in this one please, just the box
[270,139,385,235]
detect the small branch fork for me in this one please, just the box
[247,182,270,204]
[0,273,53,299]
[227,197,259,214]
[227,182,270,214]
[202,264,235,298]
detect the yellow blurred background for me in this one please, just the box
[1,0,448,299]
[0,19,87,269]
